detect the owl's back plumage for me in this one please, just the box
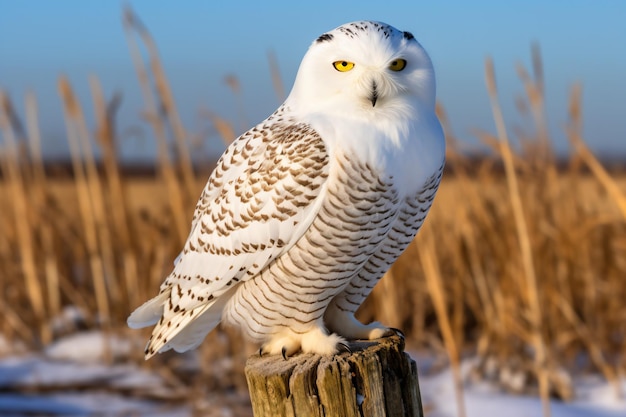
[128,21,445,358]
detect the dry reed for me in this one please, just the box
[485,56,550,416]
[122,7,192,246]
[0,91,49,344]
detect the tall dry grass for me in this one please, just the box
[0,8,624,413]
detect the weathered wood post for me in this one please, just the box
[245,335,423,417]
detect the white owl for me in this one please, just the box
[128,21,445,358]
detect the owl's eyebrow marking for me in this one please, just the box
[316,33,334,43]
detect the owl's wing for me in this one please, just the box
[128,121,330,358]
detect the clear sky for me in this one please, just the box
[1,1,625,160]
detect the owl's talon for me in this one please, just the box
[281,347,288,360]
[337,342,352,354]
[388,327,405,339]
[259,347,264,357]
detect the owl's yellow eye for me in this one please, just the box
[333,61,355,72]
[389,59,407,71]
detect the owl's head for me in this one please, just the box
[288,21,436,121]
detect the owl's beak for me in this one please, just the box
[370,80,378,107]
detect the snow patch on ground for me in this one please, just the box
[0,393,189,417]
[44,330,135,363]
[0,330,193,416]
[414,355,626,417]
[0,354,190,416]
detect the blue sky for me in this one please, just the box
[1,1,625,160]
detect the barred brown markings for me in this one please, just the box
[275,204,297,217]
[343,286,362,296]
[250,284,315,325]
[239,290,274,321]
[278,252,322,283]
[309,257,348,272]
[335,303,352,312]
[235,310,269,338]
[325,195,364,222]
[314,210,352,234]
[215,223,230,237]
[342,297,362,307]
[252,286,326,324]
[271,259,303,286]
[407,201,422,210]
[392,228,417,239]
[289,271,349,290]
[201,221,212,234]
[312,217,350,243]
[233,295,270,335]
[305,234,325,249]
[379,246,398,256]
[256,279,325,314]
[308,268,355,283]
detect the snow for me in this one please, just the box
[44,330,135,363]
[415,356,626,417]
[0,354,191,416]
[0,331,193,416]
[0,393,189,417]
[0,332,624,416]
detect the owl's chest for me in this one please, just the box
[318,149,401,236]
[314,118,443,199]
[323,142,443,231]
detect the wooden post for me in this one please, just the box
[245,335,423,417]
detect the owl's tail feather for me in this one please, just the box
[127,290,170,329]
[166,285,238,354]
[142,285,238,359]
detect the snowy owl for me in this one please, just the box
[128,21,445,359]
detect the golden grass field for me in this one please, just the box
[0,8,624,416]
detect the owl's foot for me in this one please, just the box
[366,325,405,340]
[324,304,402,340]
[301,327,346,355]
[259,332,300,358]
[260,327,347,358]
[388,327,405,339]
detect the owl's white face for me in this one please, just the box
[288,21,436,122]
